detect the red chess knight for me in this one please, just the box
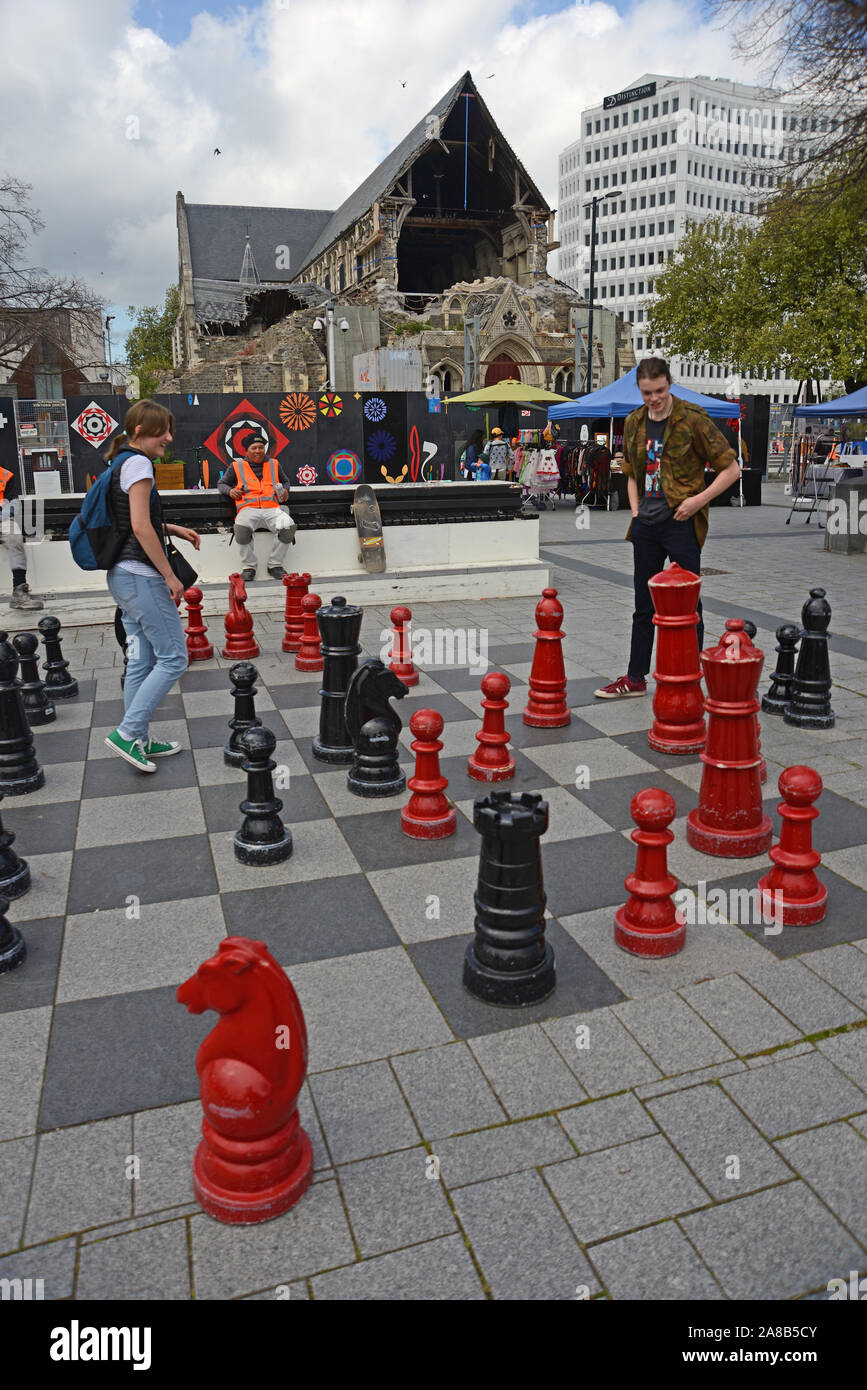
[177,938,313,1224]
[222,573,259,659]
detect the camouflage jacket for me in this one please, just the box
[621,395,737,549]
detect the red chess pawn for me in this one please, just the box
[523,588,570,728]
[184,587,214,661]
[295,593,323,672]
[758,766,827,926]
[615,788,686,957]
[281,572,311,653]
[401,708,457,839]
[647,564,705,754]
[177,938,313,1224]
[686,619,772,858]
[468,672,516,782]
[222,572,259,659]
[389,606,418,686]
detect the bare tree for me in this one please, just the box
[0,174,104,375]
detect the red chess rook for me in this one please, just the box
[295,593,324,672]
[184,587,214,661]
[177,938,313,1224]
[758,765,827,926]
[686,619,772,858]
[615,788,686,957]
[388,606,418,686]
[468,672,516,782]
[647,564,705,754]
[523,588,570,728]
[282,572,311,653]
[401,708,457,839]
[222,573,259,659]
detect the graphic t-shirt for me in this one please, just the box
[637,415,674,523]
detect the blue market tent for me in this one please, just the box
[547,367,737,421]
[794,384,867,418]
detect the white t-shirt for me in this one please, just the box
[115,453,161,577]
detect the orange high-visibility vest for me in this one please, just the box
[0,468,12,502]
[232,457,281,510]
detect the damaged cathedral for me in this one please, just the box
[163,71,634,398]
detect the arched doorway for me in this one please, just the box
[484,353,519,386]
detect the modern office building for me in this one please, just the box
[558,73,823,404]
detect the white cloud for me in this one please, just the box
[0,0,769,350]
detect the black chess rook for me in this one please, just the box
[785,588,835,729]
[225,661,262,767]
[0,633,45,796]
[37,616,78,699]
[0,893,25,974]
[313,596,362,764]
[762,623,801,715]
[0,797,30,899]
[463,790,556,1006]
[234,726,293,865]
[13,632,56,725]
[345,659,408,797]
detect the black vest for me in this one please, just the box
[110,455,166,570]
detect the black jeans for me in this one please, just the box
[628,516,703,680]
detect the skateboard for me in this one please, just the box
[352,483,386,573]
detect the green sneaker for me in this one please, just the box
[104,731,157,773]
[144,738,182,757]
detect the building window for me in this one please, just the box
[613,114,619,128]
[631,169,638,182]
[672,97,679,111]
[595,119,601,133]
[661,131,668,146]
[619,255,625,267]
[638,252,645,266]
[620,199,626,212]
[641,166,647,179]
[629,309,635,322]
[632,138,639,152]
[604,117,610,130]
[652,103,659,117]
[633,108,640,122]
[356,254,364,280]
[642,105,649,119]
[629,281,635,294]
[619,284,625,295]
[586,122,592,136]
[662,100,669,114]
[585,179,591,191]
[670,159,675,173]
[603,146,609,159]
[639,224,645,237]
[660,161,666,174]
[594,177,600,189]
[585,150,591,164]
[642,135,648,150]
[595,149,600,162]
[640,195,646,209]
[585,235,590,247]
[629,253,636,267]
[638,281,644,294]
[650,164,656,177]
[651,134,658,148]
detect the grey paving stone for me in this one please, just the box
[76,1220,192,1299]
[209,818,360,892]
[454,1169,598,1300]
[468,1026,587,1119]
[391,1043,506,1139]
[25,1117,133,1245]
[221,876,399,966]
[613,993,735,1074]
[776,1122,867,1244]
[0,1006,52,1140]
[299,1080,334,1173]
[0,918,63,1013]
[67,834,218,914]
[680,1182,865,1300]
[80,1210,199,1242]
[309,1061,420,1164]
[558,1093,658,1154]
[543,1135,710,1243]
[191,1178,356,1298]
[13,852,71,921]
[434,1117,574,1189]
[131,1102,201,1213]
[543,1008,662,1097]
[850,1114,867,1139]
[678,975,802,1055]
[647,1084,792,1199]
[367,856,480,944]
[634,1060,747,1099]
[721,1052,866,1138]
[337,1146,456,1257]
[589,1222,724,1301]
[746,1042,814,1068]
[0,1236,77,1300]
[294,948,453,1072]
[0,1136,36,1254]
[741,958,864,1034]
[816,1029,867,1092]
[310,1233,485,1300]
[803,945,867,1011]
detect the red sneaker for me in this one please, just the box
[594,675,647,699]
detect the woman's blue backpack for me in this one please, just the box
[69,450,136,570]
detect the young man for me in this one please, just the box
[595,357,741,699]
[217,438,295,581]
[0,467,43,610]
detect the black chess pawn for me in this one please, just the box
[12,633,56,726]
[0,798,30,899]
[762,623,801,715]
[224,661,262,768]
[312,596,362,764]
[0,634,44,796]
[234,726,293,865]
[345,659,408,797]
[0,893,25,974]
[463,790,556,1006]
[36,616,78,700]
[785,588,835,729]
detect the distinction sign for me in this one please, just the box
[603,81,657,109]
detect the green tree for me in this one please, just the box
[125,285,179,398]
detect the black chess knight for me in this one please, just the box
[344,659,409,797]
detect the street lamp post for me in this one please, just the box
[313,302,350,390]
[105,315,115,391]
[583,197,600,394]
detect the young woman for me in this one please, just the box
[103,400,200,772]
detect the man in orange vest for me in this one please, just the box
[0,466,43,610]
[216,438,296,581]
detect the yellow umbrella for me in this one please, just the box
[443,378,572,406]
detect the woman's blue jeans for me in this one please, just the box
[107,566,188,743]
